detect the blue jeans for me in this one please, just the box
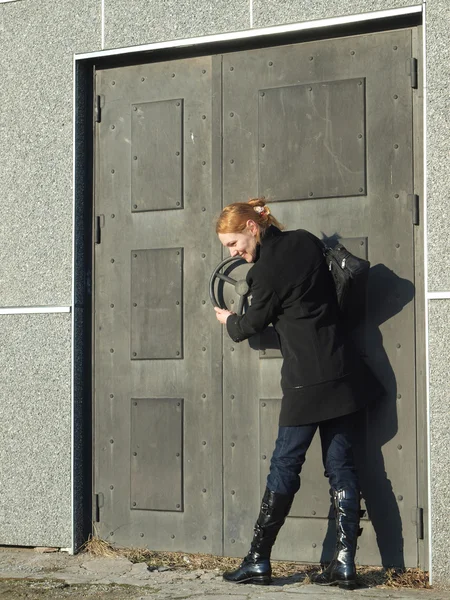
[266,412,360,496]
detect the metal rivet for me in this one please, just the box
[132,502,136,507]
[309,192,314,197]
[230,395,235,399]
[261,143,265,148]
[176,101,180,106]
[141,77,145,82]
[202,347,206,351]
[110,348,114,353]
[397,393,402,399]
[351,51,355,55]
[111,169,115,173]
[202,300,206,304]
[110,303,114,308]
[202,69,206,74]
[202,115,206,119]
[176,201,181,206]
[230,66,234,71]
[202,394,206,398]
[175,151,180,156]
[359,188,364,193]
[393,46,398,50]
[231,490,235,495]
[312,510,316,515]
[360,241,364,246]
[176,351,180,356]
[262,454,267,460]
[231,539,235,544]
[133,352,137,357]
[133,302,137,307]
[133,155,138,160]
[133,452,137,456]
[177,402,181,406]
[176,301,180,305]
[176,504,180,508]
[394,194,399,198]
[133,106,137,111]
[261,402,266,407]
[201,253,206,258]
[111,125,115,130]
[396,343,401,348]
[110,439,114,444]
[111,214,115,218]
[230,299,234,304]
[394,94,398,99]
[397,444,402,450]
[133,204,138,209]
[110,485,114,490]
[202,161,206,165]
[396,244,400,249]
[230,347,234,352]
[397,495,403,501]
[359,80,363,85]
[202,207,206,212]
[176,251,180,255]
[260,92,265,97]
[394,144,399,149]
[111,81,116,86]
[202,488,207,493]
[230,112,234,117]
[202,535,207,540]
[230,159,234,164]
[110,258,115,263]
[309,56,314,61]
[358,134,363,139]
[133,401,137,406]
[110,394,114,398]
[308,87,312,91]
[110,532,114,536]
[202,441,207,445]
[171,73,176,78]
[312,543,317,548]
[230,442,235,447]
[140,533,144,538]
[171,534,175,539]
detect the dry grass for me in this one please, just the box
[81,535,430,589]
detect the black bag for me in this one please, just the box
[322,243,370,328]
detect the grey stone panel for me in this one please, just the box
[253,0,422,28]
[0,0,101,307]
[104,0,249,49]
[426,1,450,292]
[428,300,450,589]
[0,314,72,547]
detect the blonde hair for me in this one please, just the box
[216,198,284,243]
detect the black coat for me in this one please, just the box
[226,226,370,426]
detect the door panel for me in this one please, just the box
[93,56,223,554]
[222,29,417,567]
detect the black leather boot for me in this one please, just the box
[223,487,294,585]
[312,488,363,590]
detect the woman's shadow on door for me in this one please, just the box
[251,258,415,569]
[322,261,415,569]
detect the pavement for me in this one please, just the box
[0,547,448,600]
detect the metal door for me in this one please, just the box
[93,56,224,553]
[222,29,418,567]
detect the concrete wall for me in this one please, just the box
[0,0,101,548]
[0,0,449,587]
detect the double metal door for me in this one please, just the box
[93,28,419,566]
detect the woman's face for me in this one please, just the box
[218,224,258,263]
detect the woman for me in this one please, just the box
[214,198,368,589]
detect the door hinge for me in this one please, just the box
[95,214,105,244]
[408,194,419,225]
[94,493,104,523]
[416,507,424,540]
[95,94,104,123]
[407,58,418,89]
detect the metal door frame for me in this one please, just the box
[72,4,427,570]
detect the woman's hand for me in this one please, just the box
[214,307,234,324]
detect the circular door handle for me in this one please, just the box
[209,256,249,316]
